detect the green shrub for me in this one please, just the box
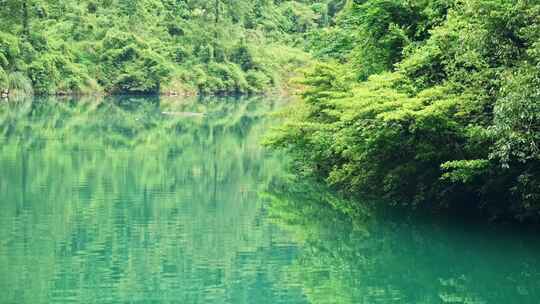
[0,32,21,72]
[492,67,540,166]
[206,62,249,94]
[246,70,271,92]
[0,67,7,89]
[197,44,214,64]
[213,43,227,63]
[56,62,96,94]
[230,42,254,71]
[7,72,33,95]
[171,45,191,64]
[269,0,540,220]
[27,54,62,94]
[100,31,171,93]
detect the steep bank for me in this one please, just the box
[266,0,540,221]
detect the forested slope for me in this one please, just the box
[3,0,539,221]
[267,0,540,220]
[0,0,345,96]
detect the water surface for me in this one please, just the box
[1,96,539,303]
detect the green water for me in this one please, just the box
[1,96,540,304]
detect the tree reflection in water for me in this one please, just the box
[265,176,540,304]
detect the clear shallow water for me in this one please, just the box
[1,96,540,304]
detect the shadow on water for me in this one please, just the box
[264,176,540,304]
[1,96,540,304]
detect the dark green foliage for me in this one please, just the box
[306,0,455,79]
[268,0,540,220]
[230,42,254,71]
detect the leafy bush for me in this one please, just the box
[100,31,171,93]
[197,44,214,64]
[27,54,62,94]
[171,45,191,64]
[0,67,7,90]
[197,62,250,95]
[0,33,20,70]
[230,42,254,71]
[268,0,540,220]
[7,72,33,96]
[246,70,271,92]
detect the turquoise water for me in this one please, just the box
[1,96,540,304]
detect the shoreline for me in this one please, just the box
[0,85,298,101]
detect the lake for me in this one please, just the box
[1,96,540,303]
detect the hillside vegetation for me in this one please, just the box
[3,0,539,221]
[266,0,540,220]
[0,0,345,95]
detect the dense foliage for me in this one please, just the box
[267,0,540,220]
[0,0,344,95]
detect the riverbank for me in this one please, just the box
[265,0,540,222]
[1,0,318,100]
[0,66,308,101]
[0,46,310,101]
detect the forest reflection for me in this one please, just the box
[1,96,540,304]
[265,177,540,304]
[0,96,306,304]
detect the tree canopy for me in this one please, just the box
[267,0,540,221]
[0,0,339,95]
